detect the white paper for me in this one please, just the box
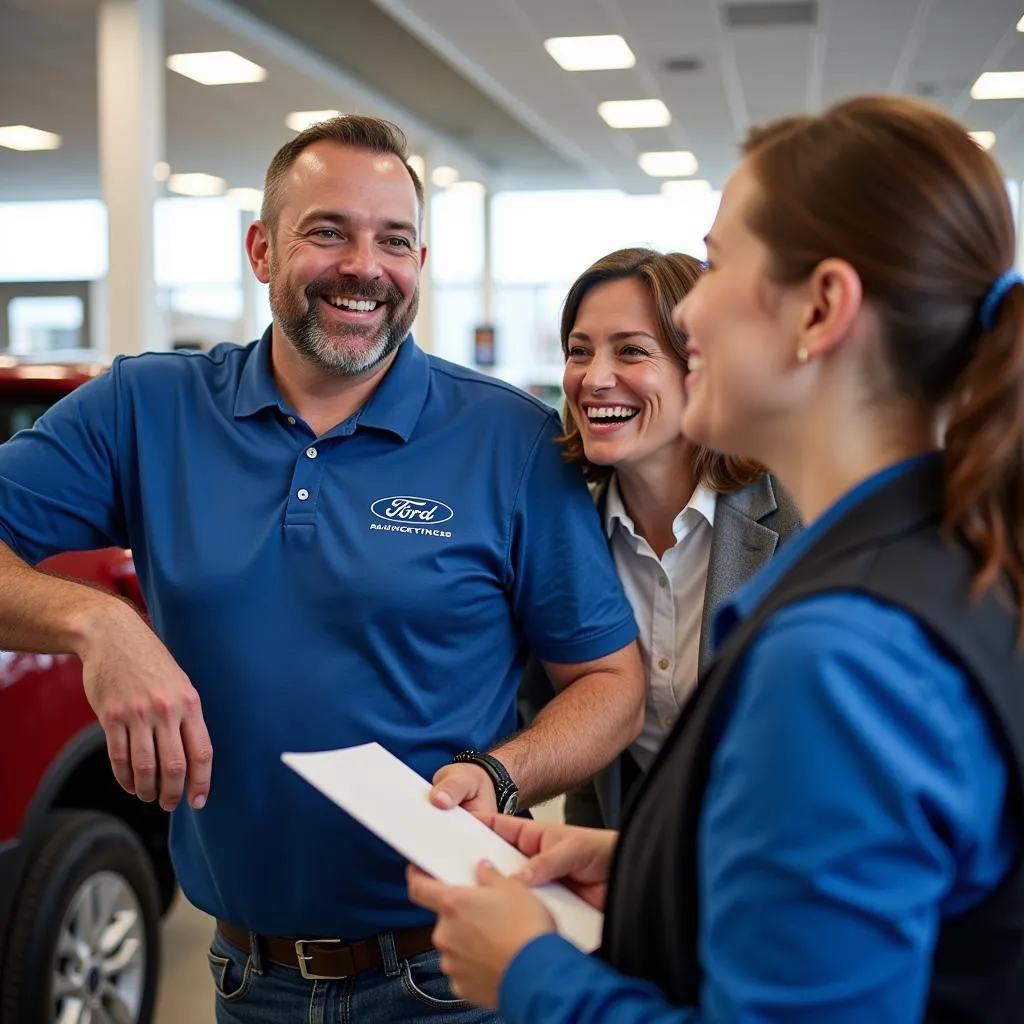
[282,742,604,952]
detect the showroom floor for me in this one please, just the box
[152,797,564,1023]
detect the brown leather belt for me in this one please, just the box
[216,920,436,981]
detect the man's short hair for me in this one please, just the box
[261,114,425,234]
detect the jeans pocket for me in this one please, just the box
[207,936,254,1004]
[400,951,473,1011]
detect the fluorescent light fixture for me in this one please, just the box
[152,161,171,181]
[0,125,61,151]
[407,153,426,182]
[166,51,266,86]
[661,179,712,200]
[638,150,698,177]
[598,99,671,129]
[970,71,1024,100]
[167,172,226,197]
[969,130,996,151]
[285,109,340,132]
[431,165,460,188]
[228,187,263,211]
[544,34,636,71]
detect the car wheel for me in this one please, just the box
[0,810,161,1024]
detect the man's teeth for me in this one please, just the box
[688,355,704,373]
[327,296,380,312]
[586,406,639,421]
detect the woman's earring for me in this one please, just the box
[796,347,809,365]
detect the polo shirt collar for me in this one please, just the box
[234,326,280,419]
[233,327,430,442]
[357,333,430,442]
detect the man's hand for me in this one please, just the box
[407,861,555,1008]
[78,603,212,813]
[481,813,617,911]
[429,762,498,814]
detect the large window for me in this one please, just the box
[487,188,720,394]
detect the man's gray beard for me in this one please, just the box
[270,278,419,378]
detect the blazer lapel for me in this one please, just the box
[698,476,782,673]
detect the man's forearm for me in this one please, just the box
[0,539,128,658]
[493,664,644,808]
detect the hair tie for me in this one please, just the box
[979,268,1024,331]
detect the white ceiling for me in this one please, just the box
[0,0,489,201]
[373,0,1024,191]
[1,0,1023,202]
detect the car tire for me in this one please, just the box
[0,810,162,1024]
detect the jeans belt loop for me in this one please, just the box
[378,931,401,978]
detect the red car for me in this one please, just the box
[0,361,173,1024]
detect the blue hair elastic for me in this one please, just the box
[979,268,1024,331]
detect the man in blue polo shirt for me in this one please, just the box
[0,116,642,1023]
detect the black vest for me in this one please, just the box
[601,457,1024,1022]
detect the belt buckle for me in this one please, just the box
[295,938,343,981]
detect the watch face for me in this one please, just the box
[502,792,519,815]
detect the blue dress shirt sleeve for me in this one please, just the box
[506,416,637,665]
[0,362,128,562]
[498,594,1016,1024]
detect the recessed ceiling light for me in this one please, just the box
[638,150,699,177]
[0,125,61,151]
[969,130,996,150]
[544,34,636,71]
[285,109,341,132]
[167,172,227,197]
[431,165,460,188]
[598,99,671,129]
[661,179,713,199]
[166,51,266,86]
[970,71,1024,100]
[1017,14,1024,30]
[228,187,264,211]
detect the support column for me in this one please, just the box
[97,0,166,355]
[482,187,494,326]
[412,153,434,353]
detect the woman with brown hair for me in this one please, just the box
[410,95,1024,1022]
[518,246,799,829]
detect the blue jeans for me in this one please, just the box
[207,928,502,1024]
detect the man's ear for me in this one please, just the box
[246,220,272,285]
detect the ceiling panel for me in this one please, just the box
[2,0,1024,204]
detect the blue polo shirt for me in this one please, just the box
[0,330,637,938]
[499,457,1017,1024]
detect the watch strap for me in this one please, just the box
[452,750,518,813]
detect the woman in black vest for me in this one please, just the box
[409,95,1024,1023]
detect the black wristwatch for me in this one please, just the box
[453,750,519,814]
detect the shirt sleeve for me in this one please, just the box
[697,594,1016,1022]
[501,935,696,1024]
[0,363,128,563]
[497,595,1016,1024]
[507,414,637,664]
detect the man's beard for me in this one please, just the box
[270,263,418,377]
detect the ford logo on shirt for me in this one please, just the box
[370,496,455,524]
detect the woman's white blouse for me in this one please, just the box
[604,475,717,771]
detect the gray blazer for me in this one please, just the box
[516,472,802,828]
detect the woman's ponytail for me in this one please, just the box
[944,281,1024,632]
